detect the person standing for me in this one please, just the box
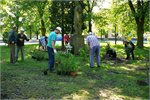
[39,36,48,51]
[123,39,135,60]
[64,34,70,45]
[16,28,29,61]
[44,27,62,75]
[8,26,17,64]
[86,32,100,68]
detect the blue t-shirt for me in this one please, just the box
[8,30,17,43]
[47,31,57,48]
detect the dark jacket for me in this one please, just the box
[8,30,17,44]
[125,41,135,50]
[17,33,29,46]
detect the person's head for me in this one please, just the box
[88,32,93,35]
[55,27,62,34]
[20,28,25,34]
[123,39,129,44]
[12,26,17,32]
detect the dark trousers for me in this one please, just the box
[47,46,55,70]
[16,46,24,61]
[126,50,134,60]
[10,44,16,63]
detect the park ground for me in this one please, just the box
[0,42,149,99]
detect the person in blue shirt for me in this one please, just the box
[44,27,62,75]
[8,26,17,64]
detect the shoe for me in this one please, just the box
[90,67,94,68]
[13,62,19,65]
[49,68,56,73]
[43,69,48,75]
[50,69,56,73]
[98,66,100,68]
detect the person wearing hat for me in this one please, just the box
[86,32,100,68]
[44,27,62,74]
[8,26,17,64]
[16,28,29,61]
[123,39,135,60]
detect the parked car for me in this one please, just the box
[56,34,62,41]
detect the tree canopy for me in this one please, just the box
[0,0,149,48]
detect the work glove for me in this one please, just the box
[54,49,57,53]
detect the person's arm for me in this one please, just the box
[51,40,57,53]
[24,34,29,41]
[51,34,57,53]
[51,40,55,49]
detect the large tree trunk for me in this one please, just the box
[41,19,46,36]
[114,24,117,44]
[128,0,149,48]
[29,25,32,39]
[61,1,65,50]
[36,31,39,39]
[70,3,84,55]
[136,20,144,48]
[88,19,92,32]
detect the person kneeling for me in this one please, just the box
[106,43,117,59]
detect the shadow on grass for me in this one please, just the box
[1,45,149,99]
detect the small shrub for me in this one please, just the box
[55,51,78,75]
[2,32,8,44]
[31,49,48,61]
[79,46,89,61]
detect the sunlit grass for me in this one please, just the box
[1,44,149,99]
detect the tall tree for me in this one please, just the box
[84,0,96,32]
[128,0,149,48]
[93,9,109,39]
[49,1,79,49]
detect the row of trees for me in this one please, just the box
[93,0,149,48]
[0,0,149,48]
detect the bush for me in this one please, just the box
[79,46,89,61]
[55,51,78,75]
[31,49,48,61]
[2,32,8,44]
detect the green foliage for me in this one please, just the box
[49,1,87,34]
[79,46,89,61]
[1,44,149,99]
[49,1,74,33]
[55,51,78,74]
[93,9,110,36]
[31,49,48,61]
[2,32,8,44]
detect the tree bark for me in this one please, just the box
[29,25,32,39]
[114,24,117,44]
[41,19,46,36]
[61,1,65,50]
[128,0,149,48]
[136,20,144,48]
[88,20,92,32]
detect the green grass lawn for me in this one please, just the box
[1,43,149,99]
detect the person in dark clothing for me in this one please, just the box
[16,28,29,61]
[8,26,17,64]
[106,43,117,59]
[123,40,135,60]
